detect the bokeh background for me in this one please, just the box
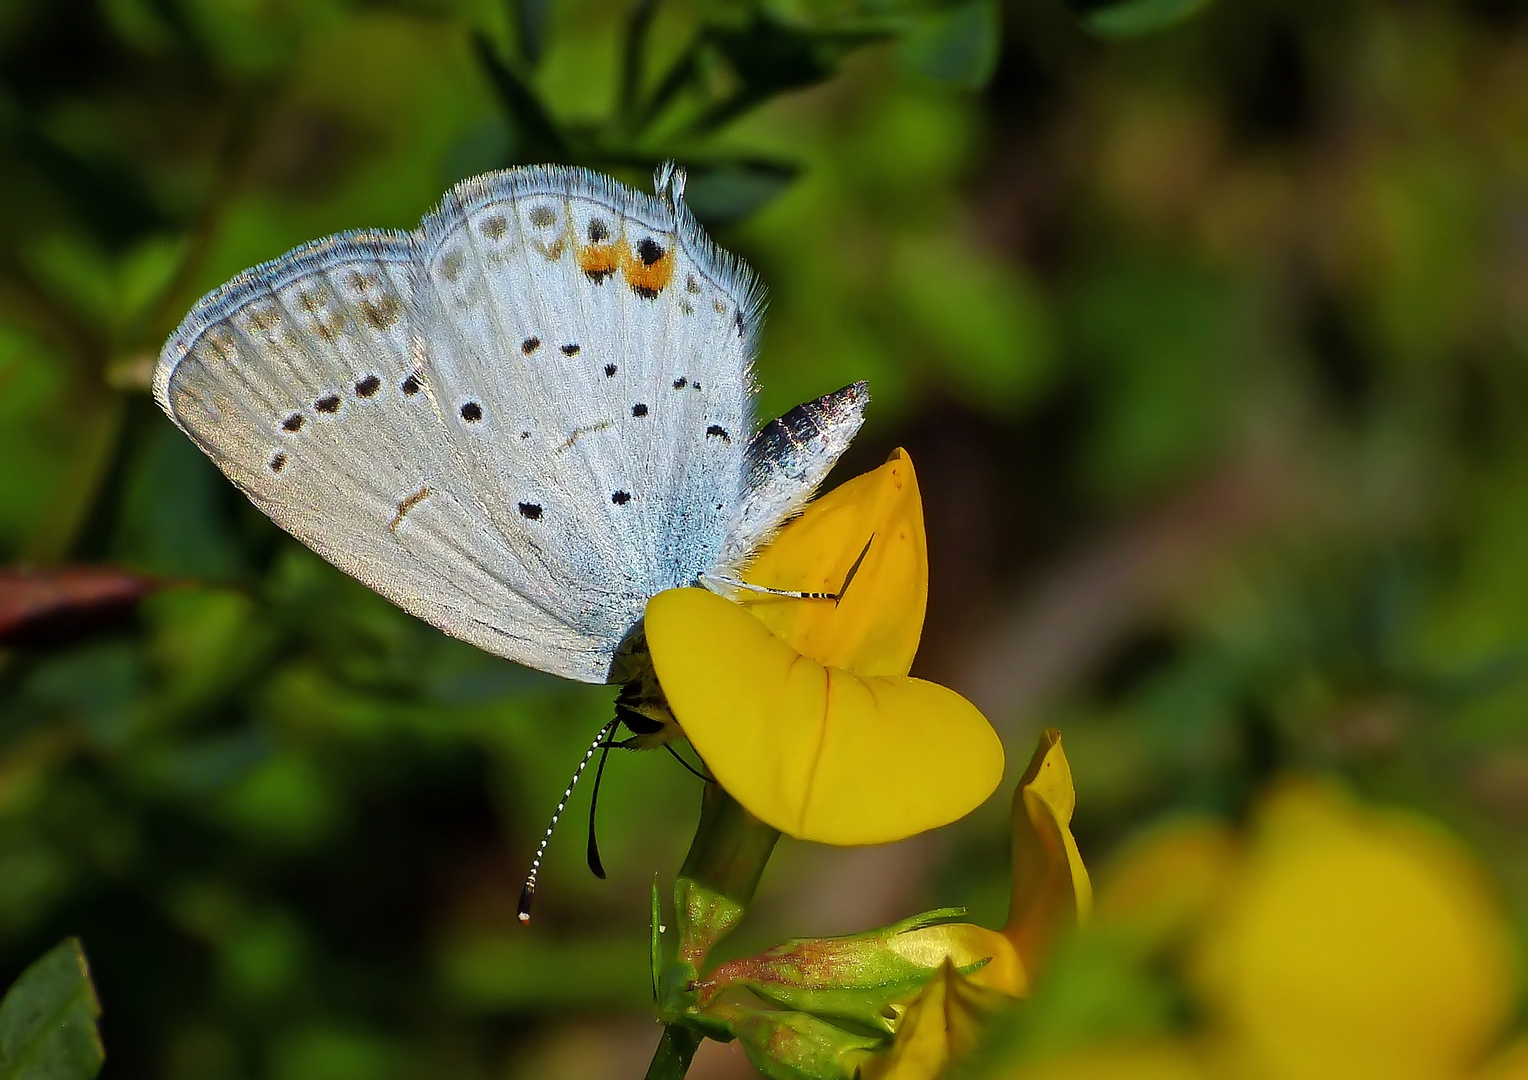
[2,0,1526,1076]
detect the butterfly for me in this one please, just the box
[153,164,867,908]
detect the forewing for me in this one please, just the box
[154,231,609,682]
[155,166,765,684]
[412,168,759,648]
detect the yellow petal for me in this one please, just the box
[738,448,927,676]
[1095,817,1240,951]
[645,587,1003,844]
[1006,730,1093,973]
[860,961,1009,1080]
[1478,1040,1528,1080]
[1195,781,1517,1080]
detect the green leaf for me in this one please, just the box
[507,0,554,66]
[1067,0,1217,38]
[471,32,570,161]
[0,939,104,1080]
[681,160,799,227]
[696,15,887,131]
[897,0,1001,88]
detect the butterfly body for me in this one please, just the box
[155,165,866,686]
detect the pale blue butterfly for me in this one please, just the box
[153,164,867,910]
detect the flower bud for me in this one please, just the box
[696,909,1023,1035]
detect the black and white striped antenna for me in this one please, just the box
[517,717,620,923]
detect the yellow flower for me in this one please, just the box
[1195,782,1518,1080]
[686,732,1092,1080]
[644,450,1004,844]
[998,782,1523,1080]
[860,961,1011,1080]
[911,728,1093,999]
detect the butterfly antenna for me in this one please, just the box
[584,737,615,880]
[518,717,619,923]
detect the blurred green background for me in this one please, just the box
[2,0,1526,1076]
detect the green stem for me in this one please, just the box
[675,782,781,967]
[643,1024,702,1080]
[646,781,781,1078]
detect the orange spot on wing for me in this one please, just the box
[621,241,675,299]
[577,242,620,283]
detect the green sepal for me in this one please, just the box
[696,907,986,1036]
[725,1005,882,1080]
[650,876,664,1004]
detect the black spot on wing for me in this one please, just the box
[518,502,543,520]
[631,403,648,418]
[355,375,381,397]
[282,412,304,432]
[460,402,483,423]
[315,394,341,414]
[611,490,631,505]
[636,237,664,265]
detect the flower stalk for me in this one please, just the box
[648,780,781,1078]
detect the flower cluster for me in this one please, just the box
[640,450,1079,1078]
[994,781,1526,1080]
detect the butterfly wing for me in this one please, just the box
[410,169,759,647]
[156,167,768,684]
[717,380,870,572]
[155,229,619,681]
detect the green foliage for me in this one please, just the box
[1066,0,1218,39]
[4,0,1526,1076]
[0,940,103,1080]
